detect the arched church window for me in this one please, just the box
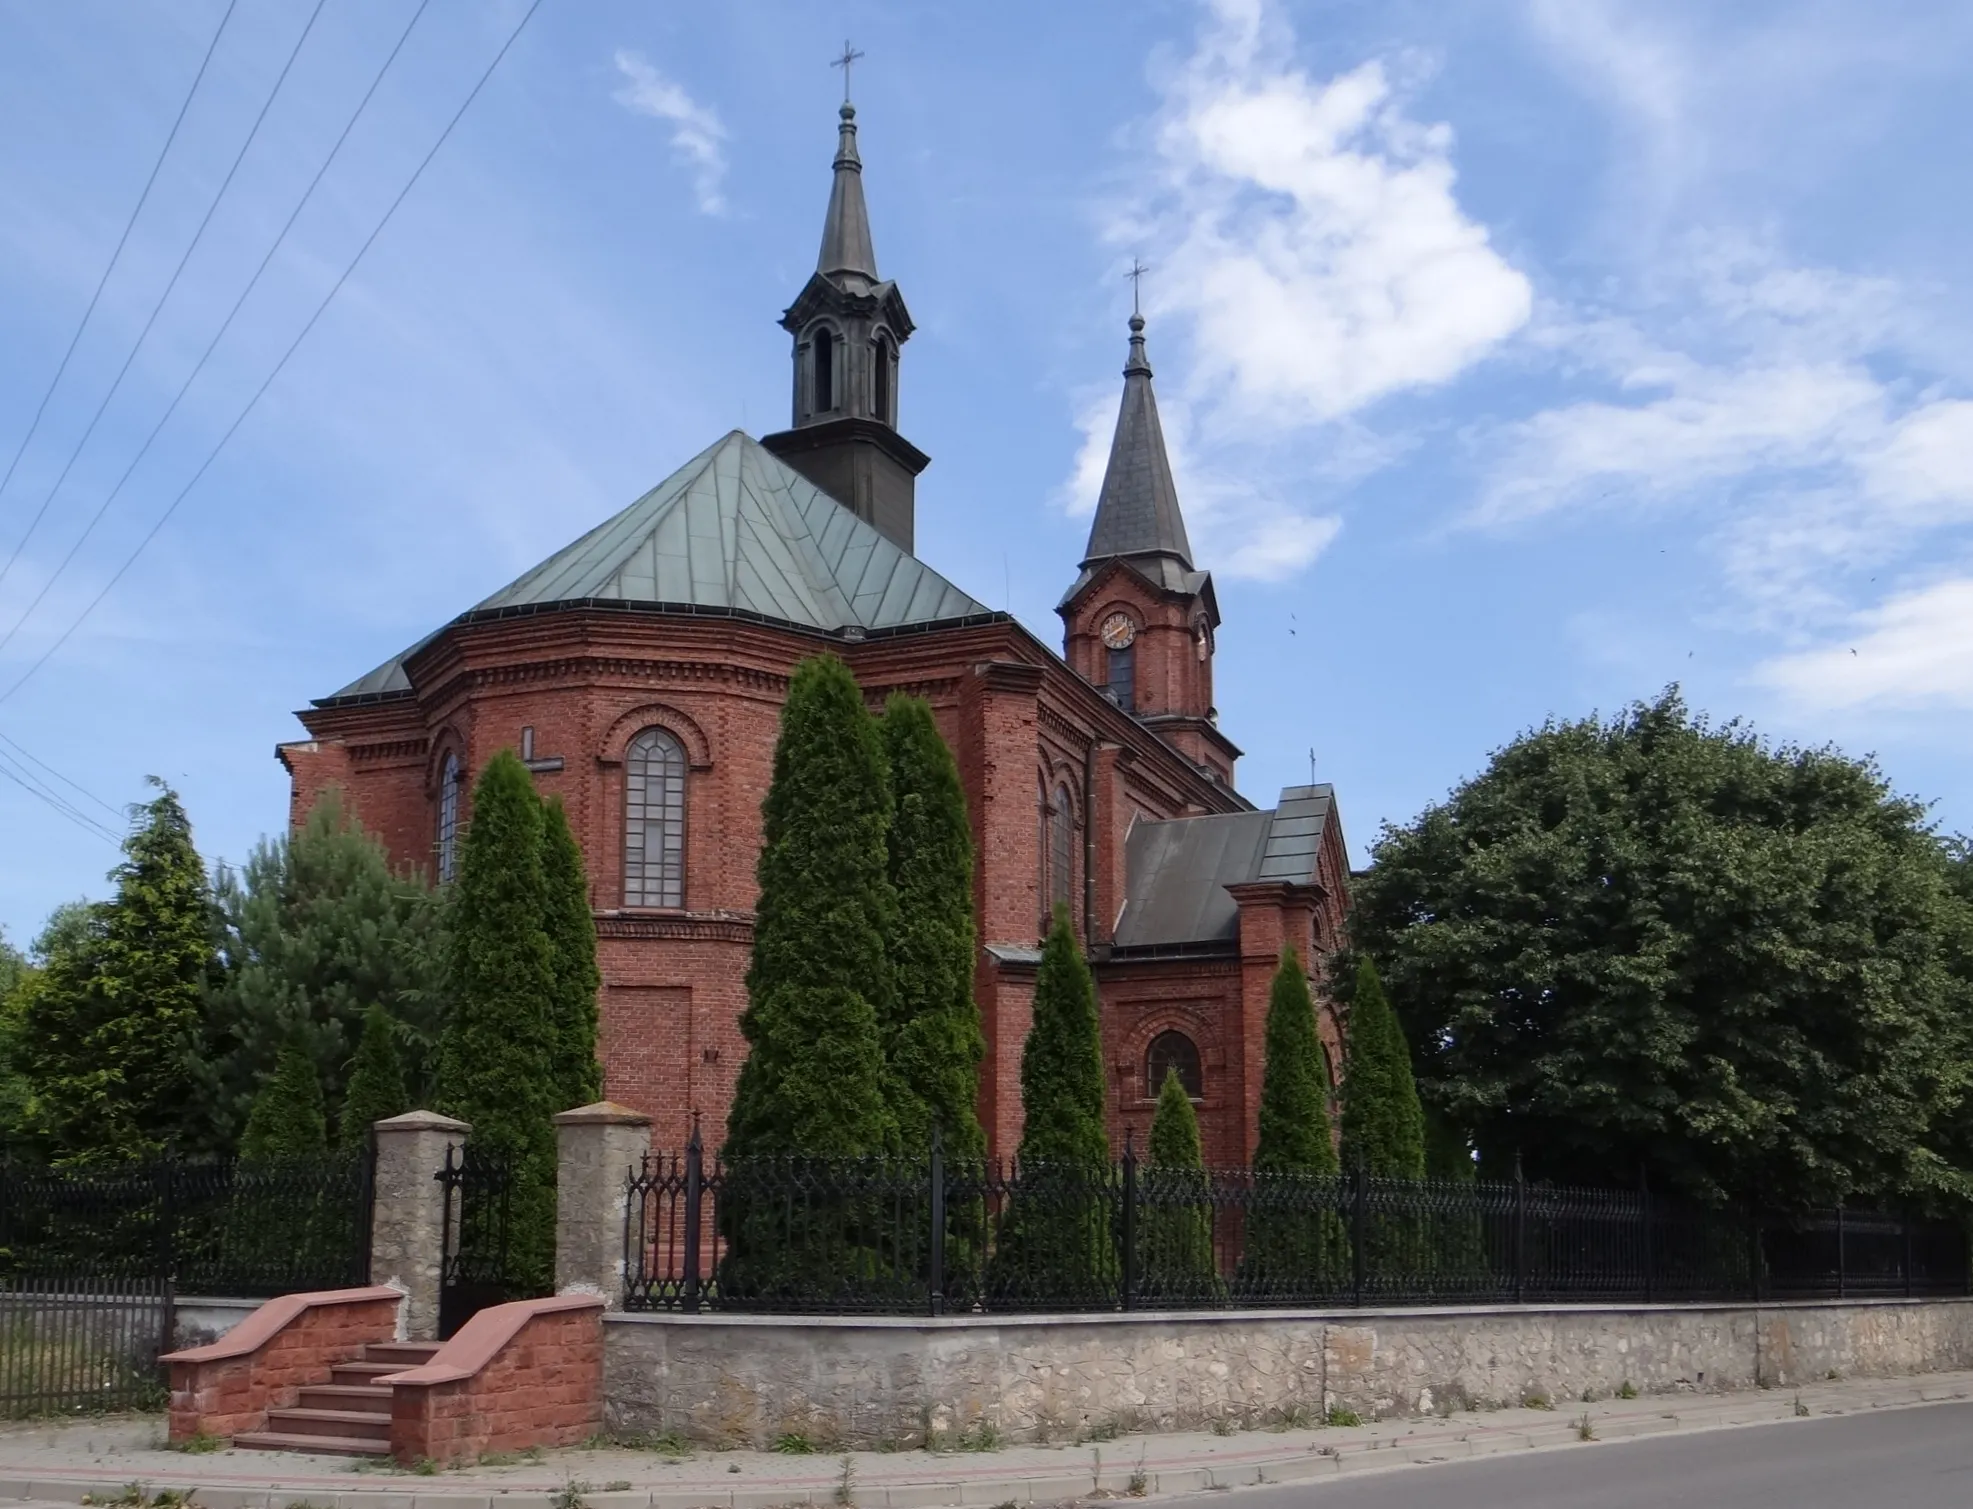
[625,728,687,908]
[1147,1030,1203,1100]
[813,327,835,412]
[1050,783,1074,911]
[435,752,461,884]
[1037,779,1050,934]
[874,335,893,424]
[1107,643,1135,712]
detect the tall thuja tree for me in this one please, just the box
[1340,957,1426,1276]
[540,797,602,1112]
[1239,948,1346,1296]
[722,655,897,1297]
[1139,1068,1222,1302]
[22,782,215,1163]
[240,1033,329,1159]
[340,1002,409,1152]
[203,790,446,1152]
[989,907,1114,1305]
[436,751,560,1291]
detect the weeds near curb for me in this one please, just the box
[602,1482,633,1494]
[1575,1413,1595,1442]
[1618,1380,1638,1400]
[551,1477,592,1509]
[165,1433,222,1455]
[772,1433,815,1455]
[834,1454,856,1507]
[1794,1395,1811,1417]
[1324,1406,1362,1429]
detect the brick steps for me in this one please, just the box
[236,1341,441,1457]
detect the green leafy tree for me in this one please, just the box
[239,1034,329,1159]
[1138,1068,1222,1302]
[435,751,559,1291]
[340,1002,409,1151]
[21,783,214,1163]
[1239,948,1347,1295]
[203,790,446,1151]
[540,797,602,1112]
[989,907,1114,1304]
[721,656,897,1298]
[0,928,35,1158]
[1339,958,1426,1178]
[1350,689,1973,1208]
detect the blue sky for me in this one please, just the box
[4,0,1973,945]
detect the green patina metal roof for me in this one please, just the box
[318,430,992,705]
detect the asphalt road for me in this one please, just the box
[1175,1401,1973,1509]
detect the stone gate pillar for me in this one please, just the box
[370,1110,469,1340]
[554,1102,653,1307]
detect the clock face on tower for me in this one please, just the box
[1099,612,1137,650]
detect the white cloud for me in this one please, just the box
[1759,577,1973,712]
[612,51,729,216]
[1153,6,1532,424]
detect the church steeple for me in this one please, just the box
[1060,310,1231,782]
[761,80,929,553]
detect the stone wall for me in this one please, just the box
[603,1298,1973,1448]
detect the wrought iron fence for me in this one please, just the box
[436,1142,550,1337]
[0,1151,374,1297]
[623,1132,1971,1315]
[0,1272,170,1418]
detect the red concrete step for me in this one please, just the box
[233,1430,390,1457]
[296,1382,392,1414]
[263,1406,392,1443]
[329,1359,414,1385]
[362,1341,442,1366]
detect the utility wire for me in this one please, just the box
[0,747,120,845]
[0,0,240,513]
[0,0,436,660]
[0,0,329,603]
[0,0,547,708]
[0,728,121,819]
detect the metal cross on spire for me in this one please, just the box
[1127,257,1150,316]
[832,40,865,103]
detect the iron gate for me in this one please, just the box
[435,1142,527,1338]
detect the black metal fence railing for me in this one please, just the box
[0,1272,170,1418]
[622,1133,1972,1315]
[0,1151,375,1298]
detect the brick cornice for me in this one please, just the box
[596,912,755,944]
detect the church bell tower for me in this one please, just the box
[760,94,929,553]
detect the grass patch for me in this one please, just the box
[165,1432,223,1455]
[1575,1413,1595,1442]
[772,1433,815,1455]
[550,1478,592,1509]
[1324,1406,1362,1429]
[479,1446,546,1466]
[1617,1380,1638,1400]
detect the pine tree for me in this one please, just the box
[721,656,897,1298]
[540,797,602,1112]
[1239,948,1347,1296]
[202,789,445,1153]
[1340,958,1426,1178]
[240,1033,328,1159]
[22,783,214,1163]
[436,750,560,1292]
[989,906,1114,1304]
[340,1002,409,1152]
[1139,1068,1222,1302]
[879,695,985,1159]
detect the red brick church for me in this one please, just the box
[279,99,1352,1167]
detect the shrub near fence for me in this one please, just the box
[624,1139,1972,1315]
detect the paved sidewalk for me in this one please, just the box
[2,1369,1969,1509]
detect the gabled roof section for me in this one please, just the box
[1113,784,1335,951]
[316,431,990,705]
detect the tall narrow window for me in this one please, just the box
[874,336,893,424]
[436,753,461,884]
[1049,783,1074,911]
[625,728,687,907]
[813,328,835,412]
[1107,643,1136,712]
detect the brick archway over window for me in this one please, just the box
[1146,1029,1203,1100]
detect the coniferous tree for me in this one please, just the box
[722,656,897,1297]
[203,790,445,1152]
[340,1002,409,1152]
[240,1033,329,1159]
[989,907,1113,1304]
[878,695,985,1160]
[540,797,602,1112]
[1239,948,1347,1296]
[436,750,560,1291]
[1340,958,1426,1178]
[22,783,213,1163]
[1139,1067,1222,1302]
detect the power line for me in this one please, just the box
[0,746,121,845]
[0,0,240,513]
[0,0,547,708]
[0,0,329,603]
[0,728,121,818]
[0,0,436,660]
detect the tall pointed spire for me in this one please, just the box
[1081,313,1195,571]
[817,103,879,283]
